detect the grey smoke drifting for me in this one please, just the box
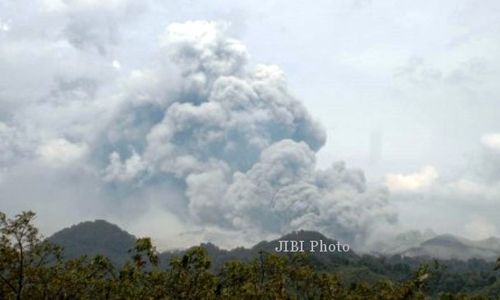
[0,8,397,248]
[99,21,397,247]
[3,0,500,250]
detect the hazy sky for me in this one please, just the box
[1,0,500,249]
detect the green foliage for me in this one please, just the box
[0,211,62,300]
[1,211,499,299]
[167,247,215,299]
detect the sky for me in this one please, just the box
[1,0,500,250]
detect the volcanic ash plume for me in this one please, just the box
[101,21,397,247]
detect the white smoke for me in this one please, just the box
[0,11,398,248]
[2,0,500,251]
[99,21,397,247]
[384,135,500,241]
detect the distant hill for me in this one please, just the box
[48,220,136,266]
[48,222,366,277]
[160,230,360,271]
[399,234,500,262]
[46,221,500,295]
[48,220,500,265]
[376,229,437,254]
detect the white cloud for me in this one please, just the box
[481,133,500,151]
[103,151,146,182]
[385,165,438,192]
[112,60,121,70]
[160,21,247,78]
[42,0,136,13]
[388,135,500,240]
[127,208,191,249]
[464,216,498,240]
[37,138,88,166]
[1,23,8,32]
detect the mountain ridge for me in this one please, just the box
[400,234,500,262]
[47,219,500,264]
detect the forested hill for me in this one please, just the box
[160,230,360,271]
[48,220,136,266]
[48,223,360,270]
[46,220,500,297]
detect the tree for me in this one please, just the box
[1,210,497,299]
[167,246,216,299]
[0,211,61,300]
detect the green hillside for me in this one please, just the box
[37,213,500,298]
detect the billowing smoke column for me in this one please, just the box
[103,21,397,246]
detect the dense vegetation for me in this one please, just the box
[1,211,500,299]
